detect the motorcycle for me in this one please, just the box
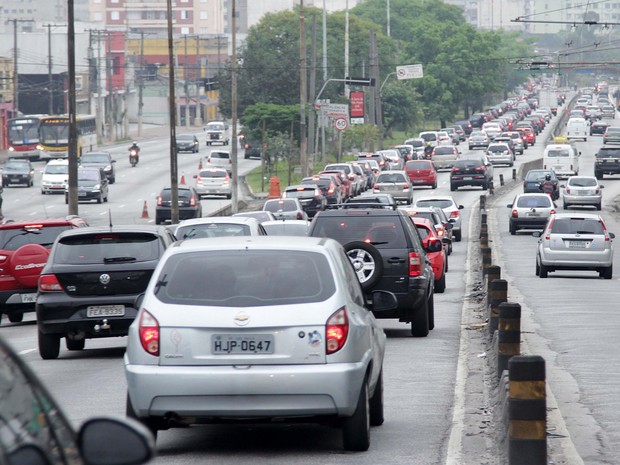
[129,149,139,167]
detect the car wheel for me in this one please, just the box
[369,370,384,427]
[563,200,568,210]
[596,203,602,211]
[601,265,613,279]
[481,181,488,190]
[595,172,603,180]
[155,216,162,225]
[342,382,370,451]
[535,259,540,276]
[454,230,462,242]
[66,338,85,351]
[226,194,232,199]
[126,393,159,440]
[450,184,456,192]
[509,222,517,235]
[411,293,430,337]
[539,263,548,278]
[97,193,103,204]
[104,193,109,203]
[428,290,435,330]
[38,330,61,360]
[7,311,23,323]
[344,241,384,291]
[110,177,115,184]
[432,182,437,189]
[435,272,446,293]
[445,255,449,271]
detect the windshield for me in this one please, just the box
[0,226,71,250]
[8,120,40,145]
[44,164,68,175]
[81,154,109,164]
[78,170,100,182]
[206,123,225,131]
[40,121,69,146]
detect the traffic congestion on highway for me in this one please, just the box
[2,79,620,464]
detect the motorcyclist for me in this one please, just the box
[129,142,140,166]
[423,142,433,159]
[539,174,556,199]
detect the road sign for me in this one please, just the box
[334,117,349,131]
[396,64,424,80]
[322,103,349,117]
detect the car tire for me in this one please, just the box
[38,330,61,360]
[539,263,548,278]
[432,182,438,189]
[66,338,85,351]
[226,194,232,199]
[411,293,430,337]
[595,171,603,180]
[535,260,540,276]
[450,184,456,192]
[509,222,517,235]
[482,181,488,190]
[454,230,462,242]
[369,370,384,427]
[97,193,103,204]
[110,177,115,184]
[126,393,159,440]
[344,241,384,291]
[601,265,613,279]
[7,311,23,323]
[596,203,602,211]
[342,382,370,451]
[435,272,446,293]
[563,200,568,210]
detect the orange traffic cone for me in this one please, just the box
[180,174,186,185]
[141,200,149,219]
[198,158,203,170]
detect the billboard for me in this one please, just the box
[350,91,365,119]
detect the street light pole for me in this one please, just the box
[167,0,179,224]
[231,0,239,213]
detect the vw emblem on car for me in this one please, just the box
[99,274,111,285]
[233,311,250,326]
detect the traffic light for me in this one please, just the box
[345,77,375,87]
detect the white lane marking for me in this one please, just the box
[18,348,37,355]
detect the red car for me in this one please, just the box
[319,170,353,199]
[411,217,447,293]
[516,127,536,146]
[405,159,438,189]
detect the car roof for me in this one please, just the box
[261,219,310,226]
[169,235,335,254]
[550,212,603,221]
[54,224,168,239]
[177,216,261,227]
[46,159,68,165]
[0,216,87,230]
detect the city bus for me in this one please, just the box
[38,114,97,160]
[6,115,47,160]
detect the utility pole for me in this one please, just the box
[194,35,202,126]
[231,0,239,213]
[308,15,317,159]
[67,0,78,216]
[47,24,54,115]
[344,0,350,99]
[106,32,113,142]
[11,19,33,115]
[166,0,179,224]
[299,0,309,176]
[138,31,145,137]
[184,34,190,128]
[322,0,327,82]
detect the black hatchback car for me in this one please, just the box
[2,158,34,187]
[155,186,203,224]
[282,184,327,218]
[450,158,493,191]
[80,151,116,183]
[36,225,176,359]
[175,134,200,153]
[66,167,109,204]
[309,207,436,337]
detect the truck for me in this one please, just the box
[538,89,558,115]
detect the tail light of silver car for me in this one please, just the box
[450,211,460,220]
[326,307,349,354]
[408,252,423,277]
[39,274,64,292]
[296,212,304,220]
[138,309,160,356]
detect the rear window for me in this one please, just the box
[0,225,72,250]
[285,187,316,198]
[516,196,552,208]
[415,225,430,240]
[210,152,229,159]
[567,177,597,187]
[416,199,454,209]
[546,149,570,157]
[55,233,160,264]
[311,216,406,249]
[606,128,620,134]
[525,171,553,181]
[420,133,437,142]
[406,161,431,170]
[160,189,193,200]
[597,149,620,158]
[157,250,335,306]
[551,218,604,235]
[488,145,508,153]
[200,170,227,178]
[302,178,330,189]
[325,164,351,174]
[264,200,298,212]
[176,223,250,239]
[377,173,407,183]
[434,147,455,155]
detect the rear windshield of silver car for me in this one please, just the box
[516,196,552,208]
[156,250,336,306]
[55,233,160,264]
[176,224,250,239]
[551,218,604,235]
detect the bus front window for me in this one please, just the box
[40,124,69,146]
[8,124,40,145]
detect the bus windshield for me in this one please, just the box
[7,119,40,145]
[40,121,69,146]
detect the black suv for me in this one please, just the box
[36,225,176,359]
[308,207,436,337]
[594,146,620,179]
[2,158,34,187]
[155,186,203,224]
[80,151,116,183]
[450,158,493,191]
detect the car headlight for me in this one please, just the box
[105,165,112,171]
[93,184,101,190]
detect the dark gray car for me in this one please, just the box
[81,151,116,183]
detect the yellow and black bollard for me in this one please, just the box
[498,302,521,377]
[508,355,547,465]
[488,279,507,335]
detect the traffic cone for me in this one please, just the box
[180,174,186,185]
[198,158,203,170]
[141,201,149,219]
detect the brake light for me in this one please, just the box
[189,196,197,207]
[436,228,445,237]
[373,183,379,189]
[138,309,160,356]
[450,211,460,219]
[244,143,249,149]
[409,252,422,277]
[326,306,348,354]
[223,177,230,185]
[452,167,460,173]
[475,166,484,172]
[156,195,163,206]
[511,209,518,218]
[327,183,335,194]
[39,274,63,292]
[565,187,571,194]
[296,212,303,220]
[196,174,202,184]
[379,160,385,166]
[314,188,321,196]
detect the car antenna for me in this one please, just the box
[108,209,113,228]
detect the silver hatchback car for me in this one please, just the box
[561,176,604,210]
[534,213,615,279]
[124,236,396,451]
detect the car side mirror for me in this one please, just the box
[444,222,453,230]
[193,175,198,179]
[559,184,565,188]
[507,204,513,208]
[112,159,116,163]
[458,205,464,210]
[426,239,442,253]
[532,231,542,237]
[610,232,615,239]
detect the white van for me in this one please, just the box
[566,117,588,142]
[543,144,580,178]
[40,159,69,194]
